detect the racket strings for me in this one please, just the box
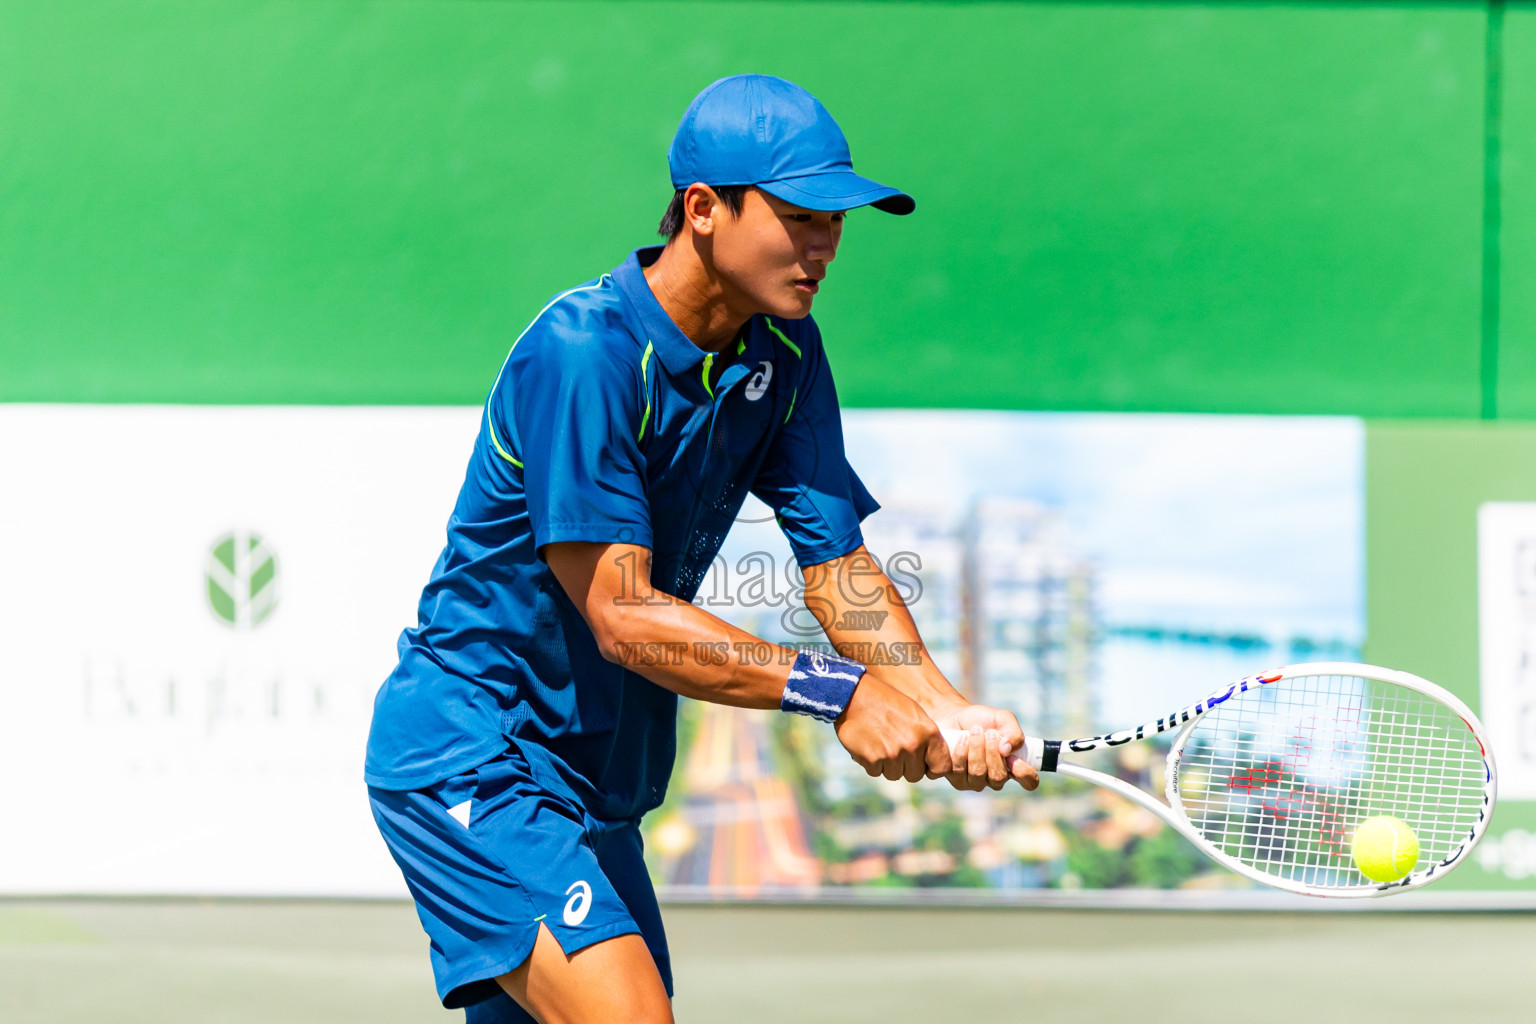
[1175,674,1487,889]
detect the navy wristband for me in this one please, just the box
[781,649,866,724]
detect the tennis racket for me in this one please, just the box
[943,662,1496,897]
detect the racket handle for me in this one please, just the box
[939,729,1044,772]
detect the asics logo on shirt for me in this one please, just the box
[744,361,773,401]
[563,880,592,926]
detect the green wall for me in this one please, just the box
[1497,3,1536,416]
[1363,419,1536,889]
[1364,421,1536,698]
[0,0,1507,414]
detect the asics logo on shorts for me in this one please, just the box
[563,880,592,926]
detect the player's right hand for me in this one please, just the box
[833,675,951,783]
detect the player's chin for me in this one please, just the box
[772,284,817,318]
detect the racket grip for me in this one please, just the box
[939,729,1044,772]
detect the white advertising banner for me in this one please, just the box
[1477,502,1536,800]
[0,405,480,895]
[0,406,1369,897]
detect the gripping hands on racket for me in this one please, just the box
[832,667,1039,791]
[931,701,1040,791]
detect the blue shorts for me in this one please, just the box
[367,744,671,1020]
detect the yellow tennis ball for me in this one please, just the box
[1351,815,1420,883]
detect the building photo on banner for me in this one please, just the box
[653,412,1365,894]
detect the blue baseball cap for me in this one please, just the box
[668,75,915,216]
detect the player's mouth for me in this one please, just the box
[793,276,822,294]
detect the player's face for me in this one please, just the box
[711,188,844,319]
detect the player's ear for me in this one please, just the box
[683,183,719,236]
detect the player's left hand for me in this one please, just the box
[930,703,1039,792]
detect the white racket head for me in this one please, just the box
[1165,662,1496,897]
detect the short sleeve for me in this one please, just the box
[750,325,880,567]
[492,319,653,555]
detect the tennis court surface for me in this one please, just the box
[2,899,1531,1023]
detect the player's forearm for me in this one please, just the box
[547,541,805,710]
[590,591,796,710]
[804,546,965,714]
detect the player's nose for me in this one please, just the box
[806,223,838,263]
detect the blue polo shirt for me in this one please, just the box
[364,246,879,821]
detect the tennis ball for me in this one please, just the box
[1351,815,1420,883]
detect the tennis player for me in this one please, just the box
[365,74,1037,1024]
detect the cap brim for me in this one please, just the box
[759,172,915,215]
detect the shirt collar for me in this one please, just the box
[612,247,781,375]
[613,247,709,374]
[740,314,777,364]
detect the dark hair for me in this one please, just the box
[658,185,749,239]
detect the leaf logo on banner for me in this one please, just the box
[206,531,278,629]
